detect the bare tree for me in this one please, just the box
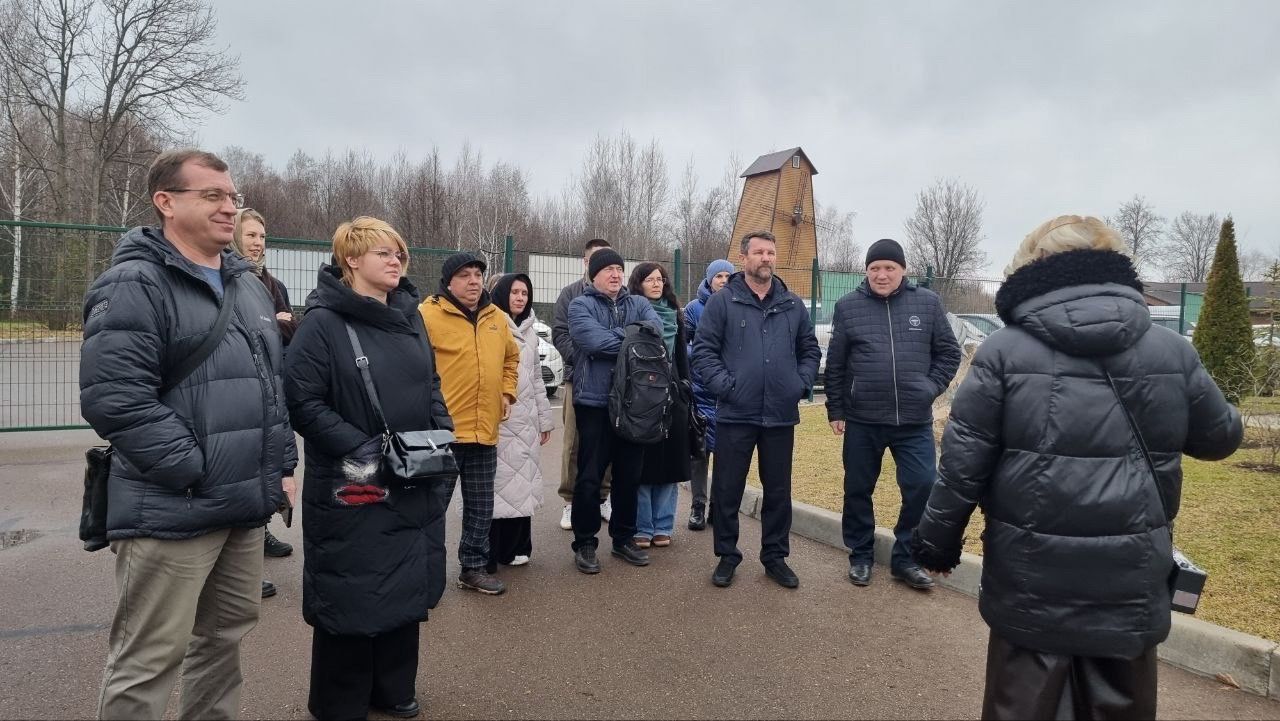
[1105,194,1164,276]
[1238,247,1276,283]
[816,204,860,272]
[1161,211,1220,282]
[903,177,987,278]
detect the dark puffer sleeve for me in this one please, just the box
[913,342,1006,571]
[928,298,962,395]
[284,314,370,457]
[824,301,851,422]
[1182,352,1243,461]
[79,272,205,490]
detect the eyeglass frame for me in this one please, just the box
[163,188,246,209]
[368,248,409,263]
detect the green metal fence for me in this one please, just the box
[0,218,1209,431]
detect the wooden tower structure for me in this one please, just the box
[727,147,819,297]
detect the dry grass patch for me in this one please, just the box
[746,405,1280,642]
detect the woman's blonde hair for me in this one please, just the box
[1004,215,1129,277]
[231,208,266,258]
[332,216,409,286]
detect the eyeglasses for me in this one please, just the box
[369,249,409,263]
[165,188,246,209]
[642,276,667,285]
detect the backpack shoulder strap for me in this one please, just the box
[161,276,239,395]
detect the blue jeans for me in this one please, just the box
[840,421,936,571]
[635,484,679,539]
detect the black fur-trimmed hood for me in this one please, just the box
[994,249,1152,357]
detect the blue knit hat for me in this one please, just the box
[705,259,734,283]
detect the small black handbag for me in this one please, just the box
[345,323,459,485]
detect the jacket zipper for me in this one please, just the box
[236,305,274,510]
[886,299,900,426]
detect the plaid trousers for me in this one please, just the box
[453,443,497,570]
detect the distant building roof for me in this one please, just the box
[1144,281,1273,311]
[740,147,818,178]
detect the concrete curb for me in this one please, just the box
[738,486,1280,699]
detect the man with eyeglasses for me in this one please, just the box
[420,252,520,595]
[80,149,296,719]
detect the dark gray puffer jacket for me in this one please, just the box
[80,226,295,540]
[824,278,960,427]
[912,250,1242,659]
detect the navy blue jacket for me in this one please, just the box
[824,278,961,426]
[690,273,820,427]
[566,285,661,407]
[683,278,718,450]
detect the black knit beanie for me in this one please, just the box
[588,248,626,280]
[865,238,907,268]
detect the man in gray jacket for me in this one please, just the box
[825,239,960,591]
[80,150,296,720]
[551,238,613,530]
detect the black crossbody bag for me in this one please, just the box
[79,278,239,552]
[1100,367,1208,614]
[343,323,459,485]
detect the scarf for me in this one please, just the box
[649,297,678,355]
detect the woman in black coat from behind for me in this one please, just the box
[911,215,1242,720]
[285,217,453,721]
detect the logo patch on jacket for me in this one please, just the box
[909,315,922,330]
[89,299,109,320]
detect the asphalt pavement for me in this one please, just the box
[0,428,1276,720]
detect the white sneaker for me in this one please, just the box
[600,496,612,522]
[559,504,573,530]
[510,555,530,566]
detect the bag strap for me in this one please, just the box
[344,322,391,434]
[161,276,239,396]
[1098,363,1172,525]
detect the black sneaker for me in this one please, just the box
[688,503,706,531]
[891,564,935,590]
[610,541,650,567]
[711,558,736,587]
[260,580,277,598]
[263,529,293,558]
[764,560,800,589]
[458,568,507,595]
[575,547,601,574]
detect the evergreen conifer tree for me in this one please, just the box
[1192,216,1254,402]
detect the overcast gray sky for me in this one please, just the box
[198,1,1280,274]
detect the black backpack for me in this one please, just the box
[608,322,673,445]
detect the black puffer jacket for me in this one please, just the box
[80,226,294,540]
[912,250,1242,659]
[824,278,960,426]
[286,266,453,636]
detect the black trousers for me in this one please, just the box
[982,631,1157,720]
[308,623,419,721]
[571,404,644,551]
[487,516,532,573]
[711,422,794,566]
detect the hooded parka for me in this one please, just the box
[80,226,294,540]
[493,308,556,518]
[912,250,1243,659]
[285,265,454,636]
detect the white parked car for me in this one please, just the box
[533,321,564,398]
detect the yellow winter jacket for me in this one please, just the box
[419,295,519,446]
